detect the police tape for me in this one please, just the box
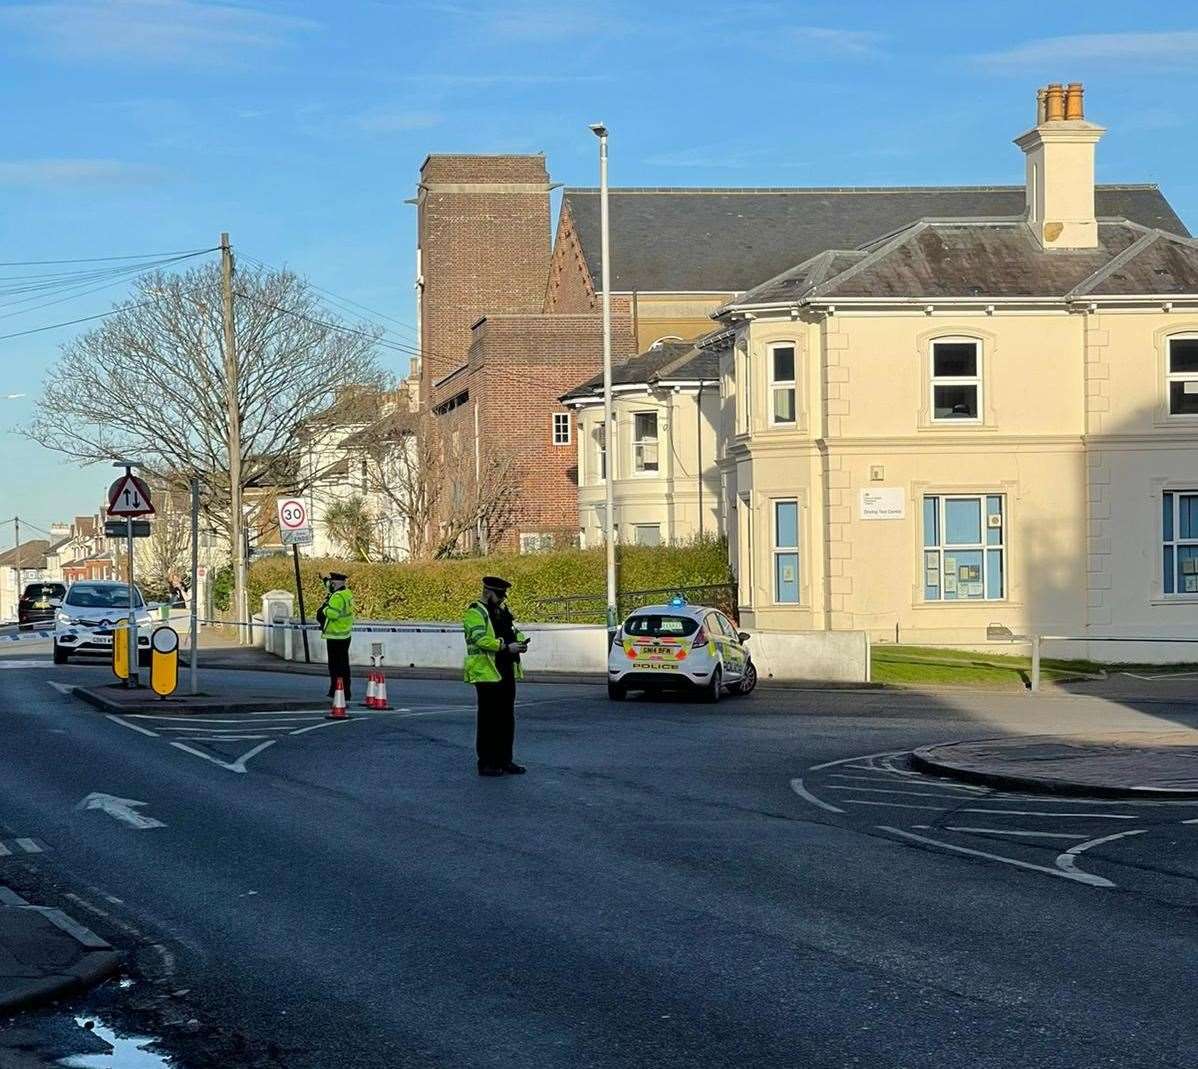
[195,617,600,635]
[1,618,169,645]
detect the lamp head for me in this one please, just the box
[589,122,607,138]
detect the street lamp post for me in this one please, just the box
[590,122,617,632]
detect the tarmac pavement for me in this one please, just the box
[2,641,1198,1067]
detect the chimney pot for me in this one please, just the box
[1045,83,1066,121]
[1036,87,1047,125]
[1065,82,1084,120]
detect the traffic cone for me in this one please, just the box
[327,678,350,720]
[363,671,378,709]
[374,671,390,710]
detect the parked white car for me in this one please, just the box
[607,597,756,702]
[54,581,154,665]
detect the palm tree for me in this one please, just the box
[323,495,381,562]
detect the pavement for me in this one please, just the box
[0,884,119,1013]
[4,641,1198,1066]
[914,729,1198,797]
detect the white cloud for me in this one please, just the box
[980,31,1198,67]
[0,0,317,65]
[790,26,883,57]
[0,159,164,187]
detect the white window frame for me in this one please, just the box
[772,498,800,605]
[1166,335,1198,418]
[552,412,572,445]
[633,524,661,547]
[930,338,982,424]
[519,532,554,554]
[768,343,797,427]
[632,411,659,476]
[922,494,1005,602]
[1163,490,1198,596]
[593,422,607,483]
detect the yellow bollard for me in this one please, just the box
[112,619,130,680]
[150,626,179,697]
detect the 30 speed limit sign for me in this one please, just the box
[277,497,313,546]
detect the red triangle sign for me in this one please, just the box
[108,474,155,517]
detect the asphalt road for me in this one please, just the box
[2,648,1197,1068]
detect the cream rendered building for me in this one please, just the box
[715,84,1198,659]
[563,339,721,547]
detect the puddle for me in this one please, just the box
[56,1016,173,1068]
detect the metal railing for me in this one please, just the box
[532,583,738,625]
[1031,634,1198,691]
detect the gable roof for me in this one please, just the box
[561,185,1188,294]
[0,540,50,570]
[562,337,720,401]
[723,218,1198,308]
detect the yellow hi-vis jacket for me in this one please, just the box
[463,601,526,683]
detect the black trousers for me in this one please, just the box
[326,638,352,699]
[474,674,516,770]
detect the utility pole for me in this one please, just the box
[590,122,617,632]
[189,477,200,694]
[13,517,21,619]
[220,232,246,644]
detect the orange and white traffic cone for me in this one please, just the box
[374,671,390,710]
[327,678,350,720]
[364,671,378,709]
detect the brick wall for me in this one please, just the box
[453,312,635,551]
[418,155,552,395]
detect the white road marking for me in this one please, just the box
[47,681,75,695]
[14,838,41,853]
[76,793,165,831]
[1055,829,1148,876]
[289,719,355,736]
[829,773,984,792]
[0,842,10,856]
[808,750,908,772]
[789,777,845,814]
[825,785,993,800]
[1122,670,1198,681]
[879,825,1115,888]
[193,735,273,742]
[843,800,1137,817]
[105,714,159,738]
[0,660,52,669]
[842,799,956,811]
[170,739,276,774]
[129,715,317,724]
[934,826,1092,840]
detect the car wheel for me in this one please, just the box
[737,660,758,695]
[607,681,627,702]
[702,666,722,704]
[53,643,68,665]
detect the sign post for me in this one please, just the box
[109,463,155,687]
[277,497,313,664]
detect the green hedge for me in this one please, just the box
[248,539,733,623]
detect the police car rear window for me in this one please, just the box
[625,615,698,638]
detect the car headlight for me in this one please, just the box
[56,611,71,627]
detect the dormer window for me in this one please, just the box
[931,339,981,422]
[1167,336,1198,416]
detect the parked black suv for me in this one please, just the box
[18,582,66,630]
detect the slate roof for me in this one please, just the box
[723,220,1198,308]
[0,540,50,570]
[338,409,419,450]
[562,185,1188,293]
[562,338,721,401]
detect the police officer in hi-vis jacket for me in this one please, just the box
[318,572,355,700]
[463,576,528,777]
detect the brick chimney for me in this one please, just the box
[415,155,551,397]
[1014,82,1105,250]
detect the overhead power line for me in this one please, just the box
[0,248,215,267]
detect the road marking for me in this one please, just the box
[47,681,76,695]
[808,750,908,772]
[76,793,165,831]
[1056,829,1148,876]
[932,826,1092,840]
[879,825,1115,888]
[289,719,355,736]
[843,800,1137,817]
[0,660,52,669]
[1122,670,1198,680]
[825,785,993,800]
[789,777,845,814]
[105,714,159,738]
[170,739,276,774]
[129,715,318,724]
[0,843,9,856]
[14,838,41,853]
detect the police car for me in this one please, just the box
[607,596,756,703]
[54,580,154,666]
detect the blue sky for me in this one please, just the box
[1,0,1197,539]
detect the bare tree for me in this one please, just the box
[134,491,191,598]
[355,410,522,559]
[27,262,385,600]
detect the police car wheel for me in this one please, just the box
[737,661,758,695]
[607,681,627,702]
[702,667,722,704]
[53,643,68,665]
